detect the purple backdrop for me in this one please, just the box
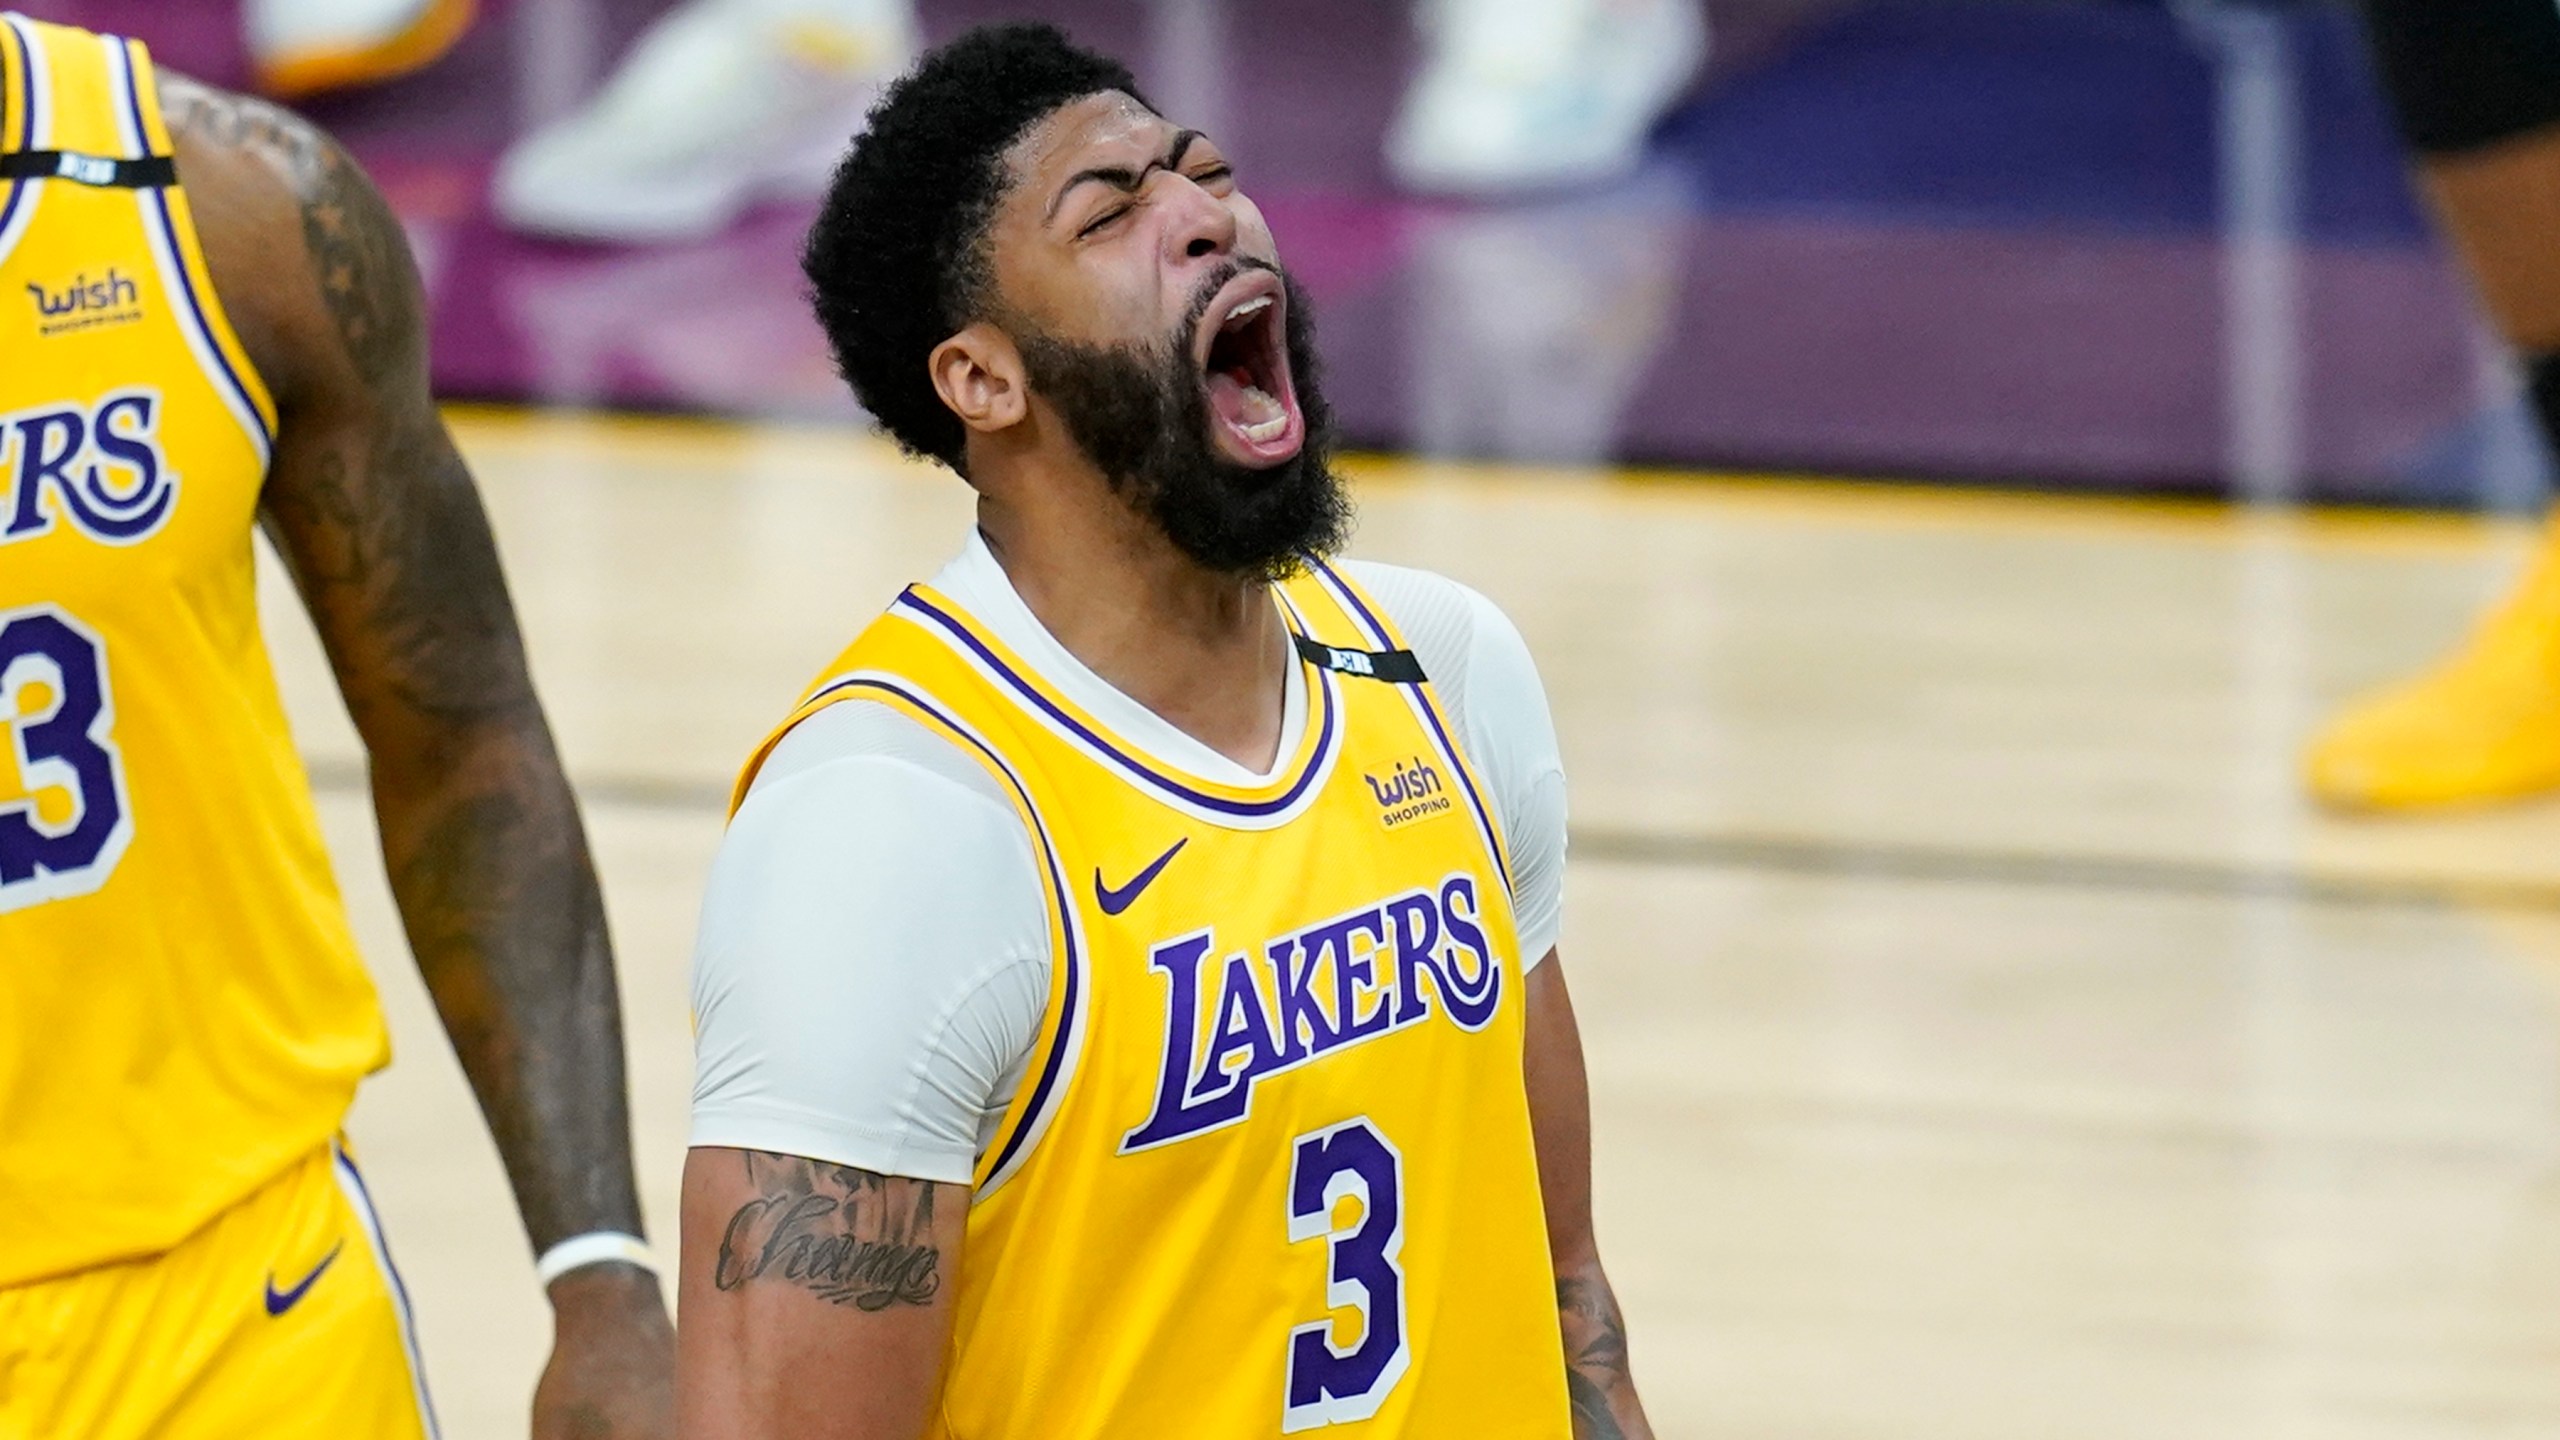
[19,0,2528,505]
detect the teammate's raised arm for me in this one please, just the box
[677,1150,965,1438]
[163,72,676,1440]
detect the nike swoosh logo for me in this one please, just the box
[1095,839,1187,916]
[264,1241,343,1317]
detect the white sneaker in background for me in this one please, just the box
[1388,0,1708,195]
[247,0,476,98]
[493,0,917,245]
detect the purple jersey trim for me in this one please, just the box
[1308,559,1515,896]
[330,1144,445,1440]
[892,587,1339,821]
[792,673,1086,1192]
[0,17,40,245]
[114,36,272,454]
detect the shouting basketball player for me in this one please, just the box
[677,23,1652,1440]
[0,15,671,1439]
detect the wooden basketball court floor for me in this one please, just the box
[265,407,2560,1439]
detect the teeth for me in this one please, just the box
[1237,384,1288,442]
[1223,295,1274,330]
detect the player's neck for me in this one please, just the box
[976,483,1289,775]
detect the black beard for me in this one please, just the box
[1015,270,1350,583]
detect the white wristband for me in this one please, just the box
[535,1231,658,1286]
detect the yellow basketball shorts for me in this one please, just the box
[0,1138,438,1440]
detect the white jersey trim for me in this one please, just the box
[108,37,274,470]
[888,545,1342,832]
[0,14,54,272]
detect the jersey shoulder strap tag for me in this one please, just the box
[0,150,176,188]
[1293,632,1426,684]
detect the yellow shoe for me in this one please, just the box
[249,0,476,100]
[2306,520,2560,811]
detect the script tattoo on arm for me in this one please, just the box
[713,1154,946,1311]
[1558,1272,1641,1440]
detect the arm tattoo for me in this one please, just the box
[162,83,407,388]
[714,1155,945,1311]
[1558,1274,1638,1440]
[168,79,645,1258]
[170,79,525,725]
[289,131,407,388]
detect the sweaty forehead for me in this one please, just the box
[1001,91,1177,206]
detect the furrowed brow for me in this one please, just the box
[1046,128,1208,224]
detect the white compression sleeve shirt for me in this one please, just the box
[687,537,1569,1182]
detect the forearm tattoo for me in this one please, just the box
[714,1154,945,1312]
[166,77,645,1255]
[1558,1273,1642,1440]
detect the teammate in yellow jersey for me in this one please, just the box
[0,15,672,1440]
[676,23,1651,1440]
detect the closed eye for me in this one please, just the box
[1073,162,1231,238]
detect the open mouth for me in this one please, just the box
[1195,271,1305,467]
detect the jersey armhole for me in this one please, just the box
[754,673,1088,1204]
[0,19,38,273]
[119,37,281,449]
[1307,559,1518,888]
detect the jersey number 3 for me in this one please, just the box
[1284,1117,1411,1431]
[0,605,133,913]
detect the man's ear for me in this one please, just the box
[929,322,1029,437]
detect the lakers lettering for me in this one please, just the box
[1122,873,1505,1151]
[0,390,179,546]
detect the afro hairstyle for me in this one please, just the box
[804,22,1149,472]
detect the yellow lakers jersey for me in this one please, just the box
[0,15,388,1288]
[733,559,1573,1436]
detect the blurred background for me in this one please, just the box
[31,0,2533,504]
[33,0,2560,1434]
